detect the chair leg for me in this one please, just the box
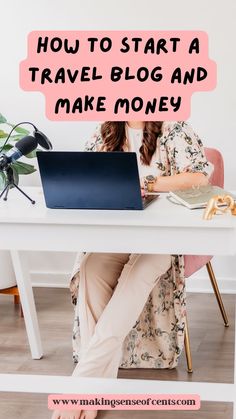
[20,303,24,318]
[14,294,20,305]
[184,315,193,373]
[206,261,229,327]
[14,289,24,318]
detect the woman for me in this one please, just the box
[52,120,214,419]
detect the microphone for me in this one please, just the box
[0,136,38,171]
[33,128,52,150]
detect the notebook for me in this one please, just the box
[169,185,236,209]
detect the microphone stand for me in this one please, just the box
[0,165,35,204]
[0,120,52,205]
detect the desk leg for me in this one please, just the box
[234,301,236,419]
[10,250,43,360]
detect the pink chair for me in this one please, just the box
[183,148,229,372]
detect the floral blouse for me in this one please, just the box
[84,121,213,179]
[70,120,214,369]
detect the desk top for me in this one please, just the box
[0,187,236,230]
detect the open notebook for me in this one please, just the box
[169,185,236,209]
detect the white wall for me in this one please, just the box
[0,0,235,292]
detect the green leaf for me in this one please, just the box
[1,144,13,152]
[0,172,6,191]
[0,130,8,138]
[0,114,7,124]
[25,149,38,159]
[11,166,19,185]
[0,139,14,151]
[7,124,30,135]
[0,138,8,147]
[0,142,13,152]
[11,161,37,175]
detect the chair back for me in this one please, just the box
[204,147,224,188]
[184,148,224,278]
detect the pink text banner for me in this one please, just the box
[20,31,217,121]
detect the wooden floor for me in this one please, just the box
[0,288,235,418]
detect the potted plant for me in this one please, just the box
[0,113,37,190]
[0,113,37,289]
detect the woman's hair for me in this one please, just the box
[100,121,163,165]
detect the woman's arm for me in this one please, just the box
[150,121,214,192]
[153,171,209,192]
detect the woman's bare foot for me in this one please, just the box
[51,408,82,418]
[80,410,98,419]
[51,409,98,418]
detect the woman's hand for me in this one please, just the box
[152,172,208,192]
[141,172,208,194]
[140,178,147,197]
[141,187,146,197]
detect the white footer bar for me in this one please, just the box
[0,374,234,403]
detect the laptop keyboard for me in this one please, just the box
[142,194,159,209]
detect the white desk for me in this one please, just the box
[0,186,236,358]
[0,187,236,412]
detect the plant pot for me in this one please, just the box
[0,250,17,289]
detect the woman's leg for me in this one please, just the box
[77,252,130,358]
[52,253,130,419]
[73,253,172,378]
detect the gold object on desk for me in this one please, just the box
[203,194,236,220]
[232,205,236,216]
[223,194,236,215]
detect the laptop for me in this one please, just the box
[37,151,159,210]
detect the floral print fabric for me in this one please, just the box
[70,121,214,369]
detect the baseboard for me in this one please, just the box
[186,275,236,294]
[31,271,70,288]
[30,270,236,294]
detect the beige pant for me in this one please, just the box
[72,252,172,378]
